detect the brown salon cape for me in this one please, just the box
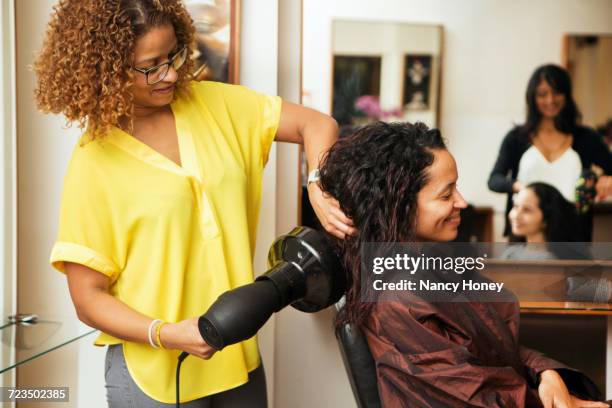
[364,276,602,407]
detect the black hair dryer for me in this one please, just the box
[196,226,345,350]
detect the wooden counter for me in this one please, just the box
[520,301,612,315]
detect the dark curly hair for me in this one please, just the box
[318,121,446,327]
[34,0,195,139]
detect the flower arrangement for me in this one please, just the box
[354,95,402,123]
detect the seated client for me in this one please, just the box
[503,182,577,260]
[318,122,606,408]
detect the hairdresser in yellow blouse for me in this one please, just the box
[35,1,354,406]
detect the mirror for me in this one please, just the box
[300,20,443,229]
[289,5,612,407]
[300,13,612,244]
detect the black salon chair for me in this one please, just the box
[335,297,382,408]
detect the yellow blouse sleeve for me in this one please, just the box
[193,81,282,168]
[258,92,282,166]
[50,144,122,283]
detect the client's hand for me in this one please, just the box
[538,370,608,408]
[308,182,356,239]
[159,317,216,360]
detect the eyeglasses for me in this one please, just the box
[133,46,188,85]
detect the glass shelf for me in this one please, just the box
[0,316,97,373]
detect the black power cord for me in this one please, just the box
[175,352,189,408]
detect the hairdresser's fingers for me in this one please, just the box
[323,214,355,237]
[324,195,340,207]
[324,197,347,214]
[315,186,337,203]
[324,223,346,240]
[308,184,355,237]
[329,217,357,237]
[322,198,355,230]
[162,318,217,360]
[338,223,358,236]
[199,349,216,360]
[330,206,355,227]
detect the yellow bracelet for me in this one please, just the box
[155,321,168,350]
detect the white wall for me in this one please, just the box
[1,0,17,399]
[1,0,15,321]
[271,1,612,406]
[303,0,612,242]
[240,0,280,405]
[15,1,106,406]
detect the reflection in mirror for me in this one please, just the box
[332,55,381,126]
[331,20,442,130]
[300,20,443,230]
[291,5,612,407]
[565,34,612,143]
[562,35,612,242]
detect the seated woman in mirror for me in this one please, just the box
[503,182,577,260]
[488,64,612,241]
[319,122,607,407]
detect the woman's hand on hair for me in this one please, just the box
[160,317,216,360]
[595,175,612,201]
[307,182,356,239]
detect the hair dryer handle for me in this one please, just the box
[197,279,281,350]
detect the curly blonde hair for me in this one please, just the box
[34,0,195,139]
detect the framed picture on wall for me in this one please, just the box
[331,55,382,126]
[402,54,432,111]
[184,0,241,84]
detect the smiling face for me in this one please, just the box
[509,188,545,240]
[131,24,181,111]
[415,149,468,242]
[535,79,566,119]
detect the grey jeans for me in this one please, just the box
[105,345,267,408]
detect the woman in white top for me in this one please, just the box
[488,64,612,239]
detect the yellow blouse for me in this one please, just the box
[50,80,282,403]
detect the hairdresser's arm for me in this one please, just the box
[275,100,356,239]
[488,130,522,193]
[65,262,215,359]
